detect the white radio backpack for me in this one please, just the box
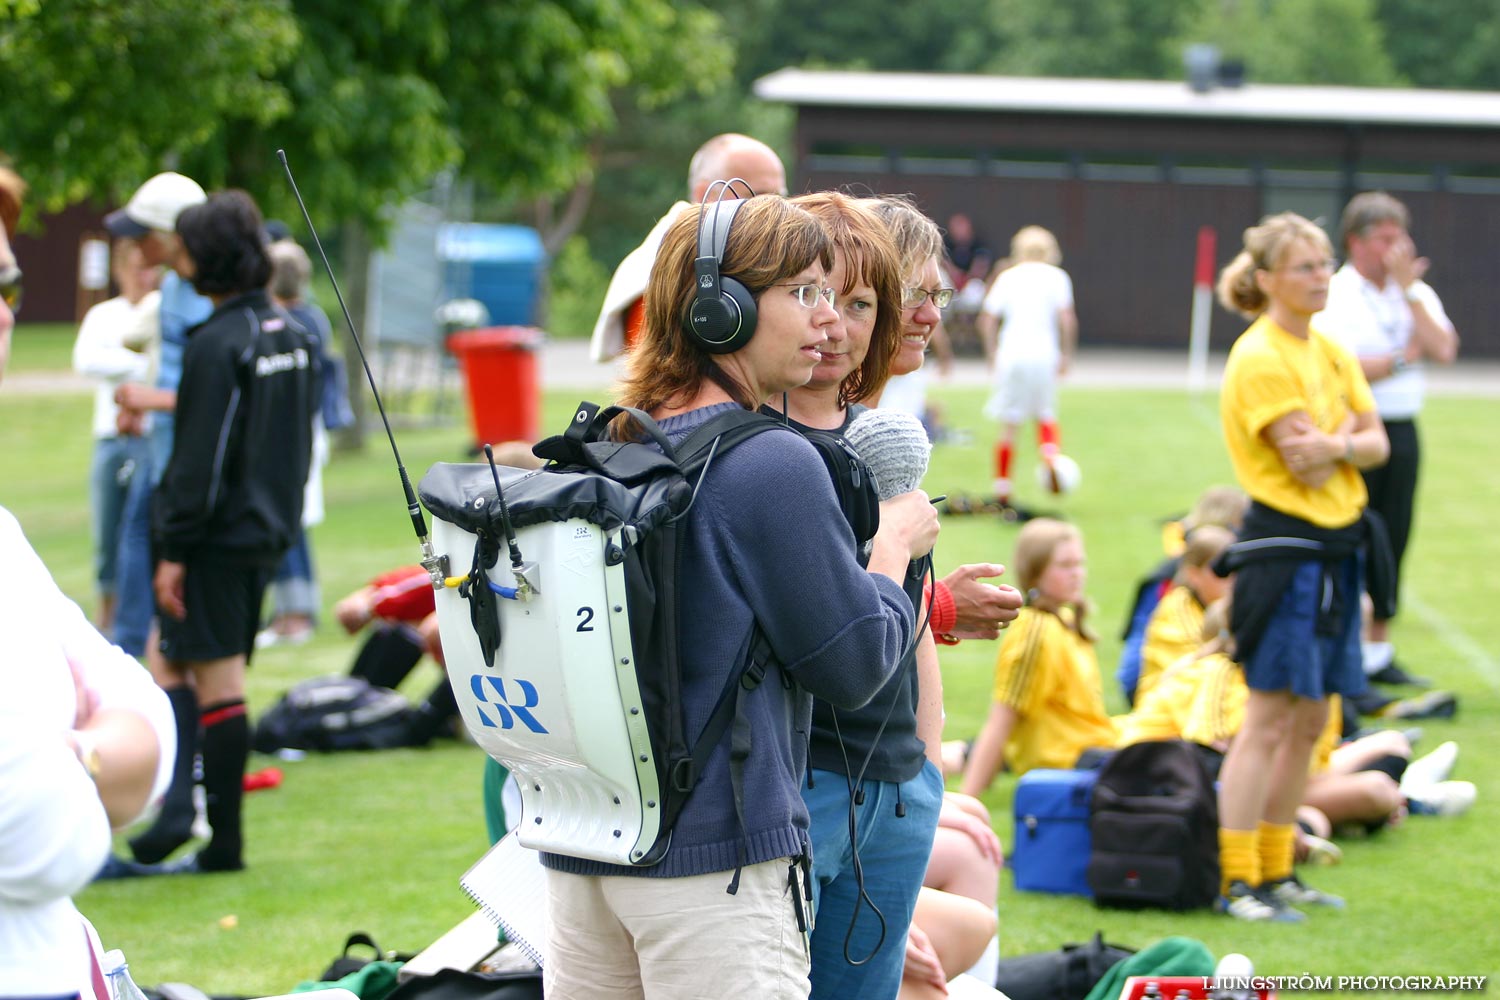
[418,402,785,866]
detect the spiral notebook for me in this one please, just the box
[459,831,550,968]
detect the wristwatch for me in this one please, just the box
[1390,350,1410,375]
[69,730,103,782]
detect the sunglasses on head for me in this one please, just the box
[0,266,20,313]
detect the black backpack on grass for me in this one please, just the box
[1086,739,1219,910]
[253,675,417,753]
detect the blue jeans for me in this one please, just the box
[269,528,319,619]
[805,759,944,1000]
[112,448,157,656]
[89,435,145,593]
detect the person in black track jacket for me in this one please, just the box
[145,189,319,874]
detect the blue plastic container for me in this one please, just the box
[438,224,547,327]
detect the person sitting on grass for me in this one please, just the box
[1133,525,1235,705]
[960,518,1119,794]
[1117,485,1247,705]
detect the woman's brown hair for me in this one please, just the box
[615,195,832,420]
[791,191,902,405]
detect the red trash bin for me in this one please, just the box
[447,326,543,447]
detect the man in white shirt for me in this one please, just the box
[588,133,786,362]
[1314,192,1459,683]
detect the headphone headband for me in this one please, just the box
[685,178,760,354]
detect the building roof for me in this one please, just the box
[754,68,1500,130]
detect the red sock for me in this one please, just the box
[1039,421,1060,459]
[996,440,1013,481]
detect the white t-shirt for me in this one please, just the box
[72,292,159,439]
[979,261,1073,367]
[1314,265,1451,419]
[0,507,175,997]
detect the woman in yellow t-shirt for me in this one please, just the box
[1213,212,1389,922]
[960,519,1117,794]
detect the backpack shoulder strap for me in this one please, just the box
[675,408,790,476]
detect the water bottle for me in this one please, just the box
[101,949,149,1000]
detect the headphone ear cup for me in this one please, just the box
[715,276,757,354]
[684,275,758,355]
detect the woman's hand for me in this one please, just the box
[904,924,949,993]
[879,490,941,560]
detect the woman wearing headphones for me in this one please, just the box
[542,193,938,1000]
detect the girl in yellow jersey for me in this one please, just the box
[1213,213,1389,922]
[960,519,1118,795]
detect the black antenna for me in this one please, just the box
[277,149,445,584]
[483,443,526,574]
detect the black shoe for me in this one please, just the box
[1350,689,1395,717]
[1369,661,1431,688]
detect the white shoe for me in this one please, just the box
[1400,740,1458,797]
[1303,833,1343,867]
[1410,780,1476,817]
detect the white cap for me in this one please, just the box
[101,947,127,973]
[104,172,206,238]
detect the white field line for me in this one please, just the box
[1403,588,1500,695]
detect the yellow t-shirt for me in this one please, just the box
[1219,315,1376,528]
[991,606,1119,775]
[1182,656,1342,775]
[1135,584,1205,704]
[1118,653,1213,746]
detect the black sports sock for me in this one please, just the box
[197,698,249,871]
[129,686,200,864]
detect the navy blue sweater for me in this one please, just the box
[541,402,914,878]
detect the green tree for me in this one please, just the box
[0,0,299,215]
[983,0,1200,79]
[1170,0,1402,86]
[1376,0,1500,90]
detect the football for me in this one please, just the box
[1037,454,1082,495]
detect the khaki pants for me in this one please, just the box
[544,858,810,1000]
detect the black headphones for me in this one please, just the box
[684,178,759,354]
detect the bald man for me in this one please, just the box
[588,133,786,362]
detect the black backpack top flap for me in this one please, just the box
[1095,739,1215,801]
[419,459,690,537]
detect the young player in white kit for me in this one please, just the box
[977,226,1076,506]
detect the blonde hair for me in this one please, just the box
[1216,212,1332,318]
[865,195,943,279]
[616,195,832,420]
[1183,485,1248,533]
[791,191,902,405]
[1013,518,1094,639]
[1010,225,1061,265]
[1200,599,1224,644]
[1179,524,1235,572]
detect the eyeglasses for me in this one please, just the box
[902,286,954,309]
[0,267,21,313]
[773,282,836,309]
[1277,258,1339,277]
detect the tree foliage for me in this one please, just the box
[1376,0,1500,91]
[983,0,1198,80]
[0,0,298,215]
[0,0,729,235]
[1170,0,1401,86]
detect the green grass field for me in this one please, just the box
[4,330,1497,992]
